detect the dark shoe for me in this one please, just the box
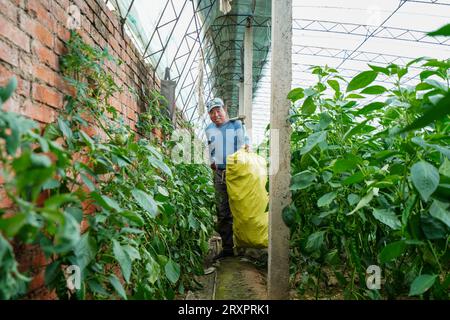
[213,249,234,261]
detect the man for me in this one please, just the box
[205,97,249,259]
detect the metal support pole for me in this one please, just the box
[244,19,253,141]
[268,0,292,300]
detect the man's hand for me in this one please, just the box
[210,163,217,171]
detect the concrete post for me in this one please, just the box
[238,81,244,117]
[268,0,292,300]
[244,21,253,141]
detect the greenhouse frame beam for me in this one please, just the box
[168,0,216,86]
[293,19,450,46]
[119,0,135,29]
[404,0,450,5]
[208,14,271,32]
[289,45,423,66]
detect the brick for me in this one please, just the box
[27,268,45,293]
[54,0,69,9]
[54,37,66,55]
[32,83,62,109]
[0,14,30,52]
[0,65,30,97]
[0,188,13,209]
[20,13,53,48]
[32,41,58,70]
[56,23,70,42]
[21,99,57,123]
[2,94,21,113]
[16,55,33,81]
[51,5,67,31]
[32,64,60,87]
[73,0,93,22]
[0,0,18,21]
[26,0,52,30]
[0,39,19,67]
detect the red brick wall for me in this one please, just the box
[0,0,162,299]
[0,0,160,126]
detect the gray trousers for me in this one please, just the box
[214,169,234,252]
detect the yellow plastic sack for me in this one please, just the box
[226,148,268,248]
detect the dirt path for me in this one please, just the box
[214,257,267,300]
[184,256,267,300]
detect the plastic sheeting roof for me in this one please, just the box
[106,0,449,145]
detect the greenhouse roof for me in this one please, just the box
[105,0,450,145]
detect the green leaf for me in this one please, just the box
[44,261,61,287]
[67,204,86,227]
[146,257,161,284]
[74,232,97,271]
[305,231,325,252]
[420,70,444,82]
[401,93,450,133]
[429,200,450,228]
[290,170,316,191]
[57,117,73,141]
[428,24,450,36]
[119,210,145,226]
[157,186,169,197]
[282,204,299,228]
[421,214,449,239]
[81,173,96,191]
[424,79,448,92]
[439,158,450,177]
[360,85,387,95]
[109,274,127,300]
[372,208,401,230]
[51,212,80,254]
[347,188,377,215]
[317,192,337,207]
[112,239,132,283]
[148,157,173,178]
[79,130,94,148]
[411,137,450,159]
[131,189,158,218]
[368,65,390,75]
[301,96,316,115]
[42,178,60,190]
[379,241,406,263]
[318,112,333,130]
[165,259,180,284]
[332,155,360,174]
[346,93,365,99]
[300,131,326,155]
[101,195,122,212]
[411,161,440,202]
[122,245,141,262]
[409,274,437,296]
[327,80,340,93]
[87,279,109,296]
[347,194,360,206]
[0,213,27,238]
[347,71,378,92]
[287,88,305,102]
[0,77,18,103]
[354,102,386,115]
[44,194,78,210]
[343,172,365,186]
